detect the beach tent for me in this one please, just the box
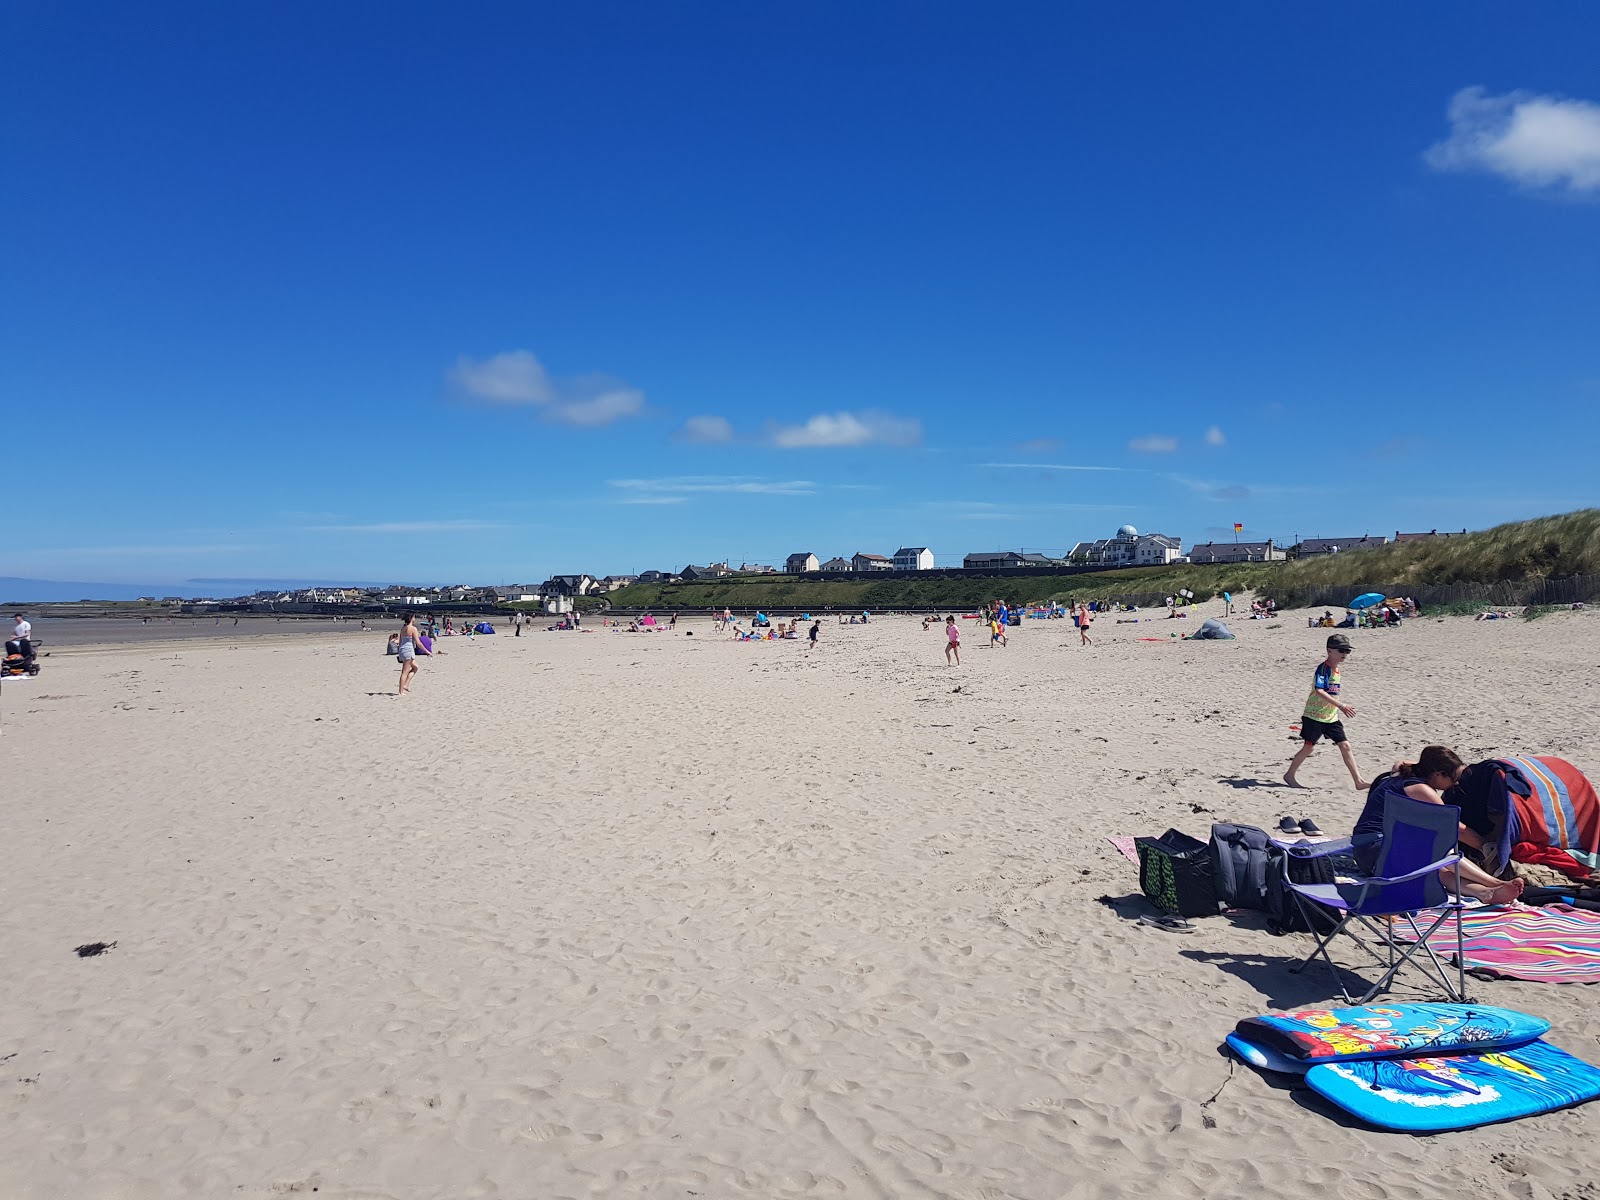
[1349,592,1385,609]
[1190,618,1236,640]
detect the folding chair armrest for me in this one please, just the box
[1370,852,1462,885]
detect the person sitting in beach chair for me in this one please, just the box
[1354,746,1525,905]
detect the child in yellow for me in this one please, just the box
[1284,634,1369,790]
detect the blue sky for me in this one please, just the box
[6,3,1599,592]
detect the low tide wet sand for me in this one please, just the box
[4,607,1597,1199]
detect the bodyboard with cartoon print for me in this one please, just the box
[1306,1039,1600,1132]
[1228,1003,1548,1074]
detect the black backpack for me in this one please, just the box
[1265,845,1342,934]
[1208,823,1273,911]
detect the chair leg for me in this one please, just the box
[1354,911,1465,1003]
[1290,911,1362,1004]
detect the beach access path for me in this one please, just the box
[3,609,1596,1199]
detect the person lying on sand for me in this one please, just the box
[1352,745,1525,906]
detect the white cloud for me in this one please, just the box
[449,350,554,404]
[550,387,644,427]
[614,496,688,506]
[768,411,922,449]
[1426,87,1600,194]
[609,475,816,496]
[449,351,645,426]
[1205,425,1226,447]
[1128,434,1179,454]
[677,415,735,444]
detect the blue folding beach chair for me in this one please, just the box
[1275,796,1469,1004]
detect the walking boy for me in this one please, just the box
[1284,634,1369,790]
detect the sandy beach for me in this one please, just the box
[4,606,1597,1199]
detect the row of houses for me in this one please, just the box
[784,548,935,574]
[212,526,1469,608]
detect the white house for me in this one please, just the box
[1070,525,1184,567]
[851,552,894,572]
[785,552,819,574]
[892,546,935,571]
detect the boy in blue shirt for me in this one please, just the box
[1284,634,1369,790]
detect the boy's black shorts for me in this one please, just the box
[1301,717,1347,744]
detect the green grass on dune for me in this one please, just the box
[599,509,1600,611]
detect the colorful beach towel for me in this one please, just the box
[1392,904,1600,984]
[1448,756,1600,876]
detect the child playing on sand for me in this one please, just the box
[989,615,1006,648]
[945,615,961,665]
[807,620,820,651]
[1284,633,1369,790]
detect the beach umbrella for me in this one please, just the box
[1349,592,1385,609]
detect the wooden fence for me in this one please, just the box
[1275,574,1600,612]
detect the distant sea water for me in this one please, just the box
[1,577,394,603]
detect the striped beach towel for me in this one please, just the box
[1392,905,1600,984]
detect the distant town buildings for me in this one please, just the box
[851,552,894,572]
[680,562,733,581]
[820,556,852,572]
[893,546,935,571]
[1297,536,1387,557]
[1069,525,1184,567]
[785,552,819,574]
[1186,539,1287,564]
[962,551,1056,569]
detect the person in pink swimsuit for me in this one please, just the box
[944,615,961,665]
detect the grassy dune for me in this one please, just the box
[603,509,1600,611]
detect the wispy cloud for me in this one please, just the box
[676,415,735,444]
[28,543,257,557]
[310,520,507,534]
[1426,86,1600,195]
[768,411,921,449]
[979,462,1133,472]
[609,475,816,497]
[1128,434,1179,454]
[1205,426,1227,447]
[1166,473,1317,502]
[448,350,645,426]
[614,495,688,506]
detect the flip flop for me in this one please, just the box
[1138,915,1196,933]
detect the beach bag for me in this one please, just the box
[1136,830,1217,918]
[1266,847,1340,934]
[1208,823,1273,911]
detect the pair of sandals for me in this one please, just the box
[1278,816,1324,835]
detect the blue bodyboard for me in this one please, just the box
[1225,1032,1309,1075]
[1307,1039,1600,1132]
[1234,1003,1547,1067]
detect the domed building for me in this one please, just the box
[1069,523,1184,567]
